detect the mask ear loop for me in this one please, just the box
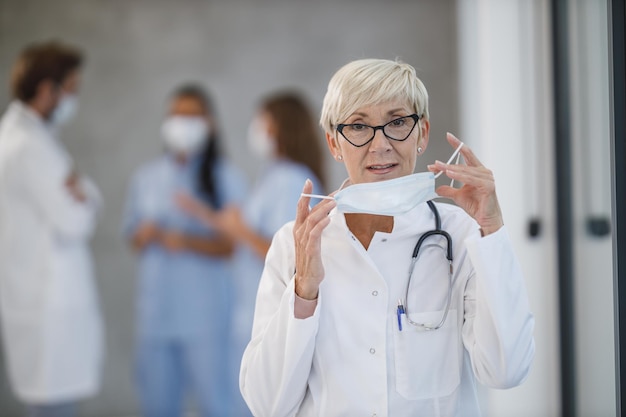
[450,149,463,188]
[434,142,464,188]
[301,193,333,200]
[301,178,350,200]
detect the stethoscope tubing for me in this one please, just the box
[402,200,454,331]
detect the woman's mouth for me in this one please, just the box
[367,163,398,173]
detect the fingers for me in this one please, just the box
[296,197,336,242]
[294,179,336,256]
[295,179,313,229]
[160,230,185,251]
[435,185,457,200]
[176,192,200,212]
[445,131,462,148]
[427,163,443,177]
[446,132,484,168]
[305,198,336,230]
[431,159,493,183]
[176,192,216,224]
[293,179,335,299]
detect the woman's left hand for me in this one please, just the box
[428,133,504,236]
[159,229,188,252]
[213,206,247,240]
[176,192,218,226]
[177,192,246,239]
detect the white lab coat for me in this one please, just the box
[240,201,535,417]
[0,101,103,403]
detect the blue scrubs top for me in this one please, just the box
[123,154,247,340]
[232,159,323,346]
[228,160,322,417]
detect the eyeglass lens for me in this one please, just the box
[339,115,418,146]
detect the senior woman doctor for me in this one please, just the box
[239,59,534,417]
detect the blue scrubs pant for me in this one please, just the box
[26,401,76,417]
[136,335,232,417]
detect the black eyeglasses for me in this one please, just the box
[336,114,420,147]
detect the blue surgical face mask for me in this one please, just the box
[302,142,464,216]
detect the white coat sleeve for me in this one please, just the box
[239,223,320,417]
[462,226,535,388]
[19,143,100,241]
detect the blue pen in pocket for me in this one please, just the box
[397,299,405,331]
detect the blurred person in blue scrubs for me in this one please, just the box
[0,41,103,417]
[123,84,246,417]
[179,91,326,416]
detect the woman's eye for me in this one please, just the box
[390,118,406,127]
[350,124,367,131]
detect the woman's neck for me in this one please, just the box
[344,213,394,250]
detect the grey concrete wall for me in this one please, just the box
[0,1,459,415]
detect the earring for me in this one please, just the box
[337,155,343,161]
[417,147,423,154]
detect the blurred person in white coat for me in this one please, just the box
[0,41,103,417]
[239,59,535,417]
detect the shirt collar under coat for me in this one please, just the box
[326,199,437,242]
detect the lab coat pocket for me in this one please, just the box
[393,309,460,400]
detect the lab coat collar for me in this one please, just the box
[6,100,61,142]
[9,100,48,128]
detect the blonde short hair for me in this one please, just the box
[320,59,429,135]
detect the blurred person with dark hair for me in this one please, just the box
[0,41,103,417]
[123,84,246,417]
[178,90,325,416]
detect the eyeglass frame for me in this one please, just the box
[335,113,421,147]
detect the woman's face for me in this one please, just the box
[326,99,430,185]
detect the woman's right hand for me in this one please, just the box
[65,170,87,203]
[176,192,217,227]
[293,179,336,300]
[177,193,246,240]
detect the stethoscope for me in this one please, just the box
[396,200,453,331]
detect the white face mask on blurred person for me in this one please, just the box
[50,94,78,127]
[247,116,276,159]
[161,116,209,155]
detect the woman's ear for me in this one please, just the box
[417,119,430,152]
[326,132,342,161]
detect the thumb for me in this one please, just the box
[435,185,457,200]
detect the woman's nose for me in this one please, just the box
[368,128,392,152]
